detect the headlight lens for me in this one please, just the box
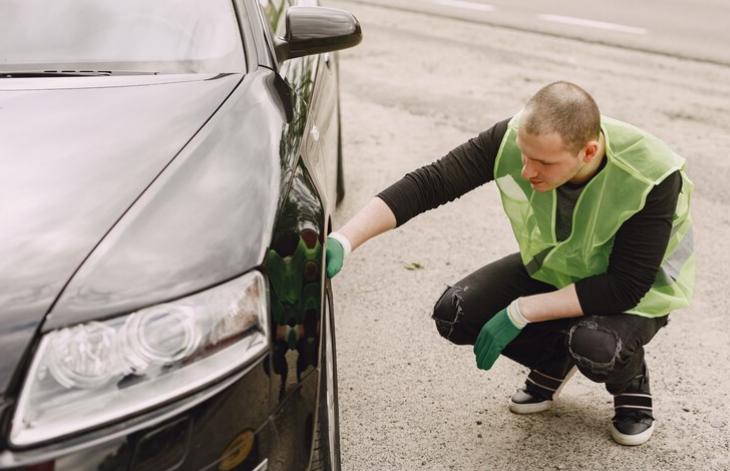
[11,271,268,447]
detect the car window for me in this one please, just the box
[0,0,245,75]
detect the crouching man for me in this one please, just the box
[326,81,694,446]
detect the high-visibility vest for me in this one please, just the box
[494,113,694,317]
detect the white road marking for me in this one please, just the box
[432,0,495,12]
[538,14,647,34]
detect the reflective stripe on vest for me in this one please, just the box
[494,112,695,318]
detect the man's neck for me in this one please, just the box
[569,133,606,185]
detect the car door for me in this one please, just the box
[254,1,327,470]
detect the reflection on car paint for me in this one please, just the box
[218,429,258,470]
[265,165,324,401]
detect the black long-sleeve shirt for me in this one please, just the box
[377,118,681,315]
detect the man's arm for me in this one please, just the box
[375,118,509,227]
[329,118,509,255]
[517,171,683,322]
[518,283,583,322]
[326,119,509,278]
[337,197,397,251]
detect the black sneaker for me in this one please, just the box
[509,366,577,414]
[610,363,655,446]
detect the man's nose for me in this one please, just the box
[521,159,537,179]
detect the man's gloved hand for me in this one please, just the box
[473,299,530,371]
[325,232,352,278]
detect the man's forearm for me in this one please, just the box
[519,284,584,323]
[337,197,397,251]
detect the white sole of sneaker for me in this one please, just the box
[508,366,578,414]
[610,422,655,446]
[508,398,554,414]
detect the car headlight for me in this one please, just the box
[11,271,268,447]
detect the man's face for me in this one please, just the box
[516,126,586,193]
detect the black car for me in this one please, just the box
[0,1,361,470]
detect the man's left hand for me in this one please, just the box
[473,301,525,371]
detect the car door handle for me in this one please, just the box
[310,125,320,142]
[323,53,331,68]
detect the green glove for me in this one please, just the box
[473,301,526,371]
[325,232,351,278]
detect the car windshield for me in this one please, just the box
[0,0,244,75]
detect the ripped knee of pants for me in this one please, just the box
[431,285,465,342]
[567,318,623,377]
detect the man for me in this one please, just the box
[325,81,694,446]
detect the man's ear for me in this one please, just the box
[582,140,600,163]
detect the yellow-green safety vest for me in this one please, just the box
[494,113,694,318]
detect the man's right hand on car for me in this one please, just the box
[326,232,352,278]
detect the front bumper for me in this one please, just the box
[1,354,274,471]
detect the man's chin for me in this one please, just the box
[529,181,551,192]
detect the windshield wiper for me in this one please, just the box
[0,70,159,78]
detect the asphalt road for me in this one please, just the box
[343,0,730,66]
[327,0,730,469]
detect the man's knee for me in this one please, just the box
[567,318,631,377]
[431,285,470,345]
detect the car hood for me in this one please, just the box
[0,74,242,395]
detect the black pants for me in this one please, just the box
[432,253,668,394]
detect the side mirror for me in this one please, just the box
[274,6,362,63]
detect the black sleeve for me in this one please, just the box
[376,118,510,227]
[575,171,683,315]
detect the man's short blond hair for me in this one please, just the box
[522,81,601,155]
